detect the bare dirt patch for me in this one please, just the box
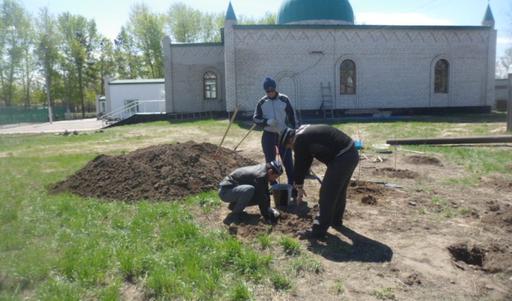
[372,167,419,179]
[51,142,256,201]
[480,175,512,192]
[481,202,512,232]
[404,155,443,166]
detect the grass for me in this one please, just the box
[372,287,397,300]
[0,149,274,299]
[0,113,509,299]
[279,236,301,256]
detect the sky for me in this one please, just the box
[21,0,512,58]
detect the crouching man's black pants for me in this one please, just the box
[315,145,359,234]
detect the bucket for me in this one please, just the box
[271,184,291,208]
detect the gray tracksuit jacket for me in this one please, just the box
[253,93,297,134]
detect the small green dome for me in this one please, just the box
[277,0,354,25]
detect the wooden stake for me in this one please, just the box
[217,105,239,154]
[234,123,257,151]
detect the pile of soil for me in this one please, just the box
[348,180,390,204]
[448,242,512,273]
[372,168,419,179]
[405,155,443,166]
[51,142,257,202]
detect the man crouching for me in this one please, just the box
[219,161,282,223]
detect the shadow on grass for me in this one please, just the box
[306,226,393,263]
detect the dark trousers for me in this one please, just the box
[261,131,294,185]
[316,146,359,233]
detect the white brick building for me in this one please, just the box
[163,0,497,116]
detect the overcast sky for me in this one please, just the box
[20,0,512,58]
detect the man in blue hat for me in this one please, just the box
[219,160,283,223]
[253,77,297,187]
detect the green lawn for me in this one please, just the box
[0,114,510,300]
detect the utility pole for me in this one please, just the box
[508,71,512,132]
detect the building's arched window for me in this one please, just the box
[204,71,218,100]
[434,59,449,94]
[340,60,356,95]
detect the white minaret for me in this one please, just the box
[224,2,238,113]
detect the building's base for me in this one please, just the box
[108,106,493,127]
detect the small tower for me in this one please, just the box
[482,3,495,28]
[224,2,238,112]
[225,2,237,22]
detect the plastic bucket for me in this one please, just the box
[271,184,291,208]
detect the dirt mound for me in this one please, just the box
[228,205,318,238]
[51,142,257,202]
[405,155,443,166]
[372,168,419,179]
[448,242,512,273]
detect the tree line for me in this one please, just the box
[0,0,275,117]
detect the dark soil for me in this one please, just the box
[405,155,443,166]
[448,242,512,274]
[372,168,419,179]
[361,195,377,205]
[228,204,318,238]
[51,142,256,202]
[448,243,485,267]
[230,181,394,238]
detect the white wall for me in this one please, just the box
[227,26,495,112]
[108,83,165,114]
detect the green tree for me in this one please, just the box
[167,3,202,43]
[1,0,30,106]
[95,37,116,95]
[58,13,99,117]
[36,8,61,116]
[114,26,141,79]
[200,12,224,42]
[127,3,165,78]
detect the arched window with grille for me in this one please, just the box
[434,59,449,94]
[204,72,218,100]
[340,60,356,95]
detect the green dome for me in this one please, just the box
[277,0,354,25]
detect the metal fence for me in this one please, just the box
[0,106,66,125]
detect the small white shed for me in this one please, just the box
[100,78,165,120]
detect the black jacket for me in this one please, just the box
[293,124,354,185]
[220,163,271,215]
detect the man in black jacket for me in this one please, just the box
[280,125,359,238]
[219,160,282,222]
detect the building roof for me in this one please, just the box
[109,79,165,85]
[277,0,354,25]
[225,2,237,21]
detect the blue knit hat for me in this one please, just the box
[269,160,284,175]
[263,77,276,91]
